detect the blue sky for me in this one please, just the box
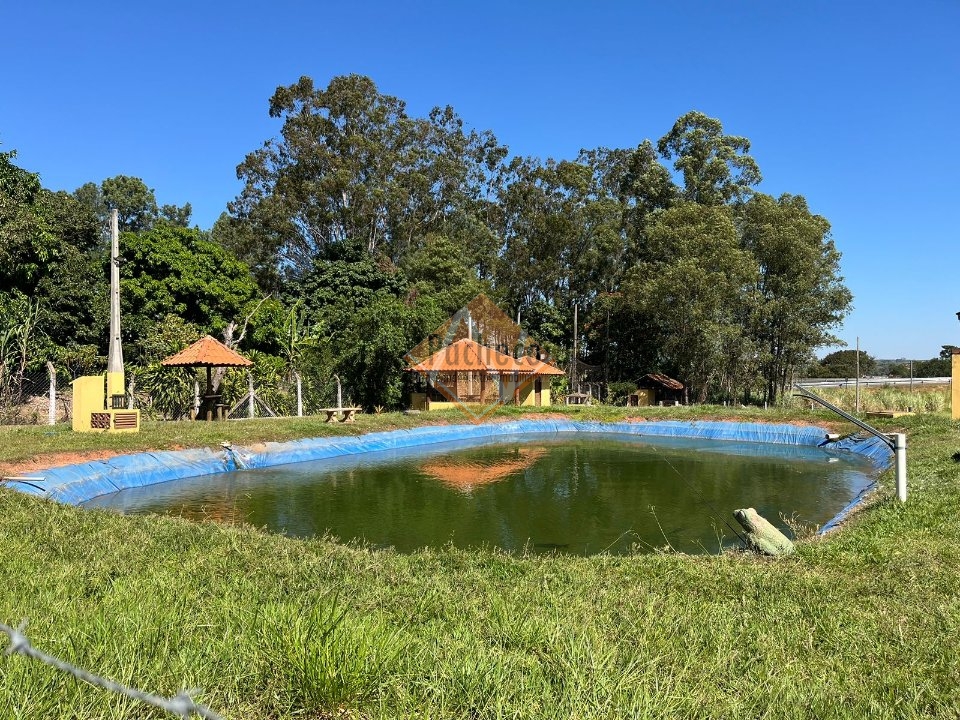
[3,1,958,360]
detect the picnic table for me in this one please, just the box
[322,407,362,423]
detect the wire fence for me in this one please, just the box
[1,620,223,719]
[0,361,354,426]
[0,365,62,426]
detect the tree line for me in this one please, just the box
[2,74,863,412]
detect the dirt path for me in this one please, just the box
[0,451,123,478]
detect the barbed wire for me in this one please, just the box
[0,620,223,720]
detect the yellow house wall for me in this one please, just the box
[952,353,960,420]
[416,380,553,411]
[517,381,551,407]
[518,384,534,406]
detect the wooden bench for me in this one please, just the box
[321,407,362,423]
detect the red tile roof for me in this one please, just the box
[408,339,566,376]
[408,338,520,374]
[516,355,565,376]
[160,335,253,368]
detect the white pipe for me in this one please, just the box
[893,432,907,502]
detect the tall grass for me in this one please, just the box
[786,384,949,413]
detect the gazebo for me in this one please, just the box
[161,335,253,420]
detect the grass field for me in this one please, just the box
[1,405,959,719]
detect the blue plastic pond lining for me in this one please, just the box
[7,419,894,510]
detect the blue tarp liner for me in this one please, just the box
[5,420,894,532]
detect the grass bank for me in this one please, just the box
[0,403,832,471]
[2,407,959,718]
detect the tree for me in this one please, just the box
[738,193,852,402]
[400,233,490,316]
[493,154,625,350]
[119,224,262,356]
[230,74,506,277]
[211,212,281,291]
[101,175,158,232]
[657,111,761,205]
[158,202,192,227]
[76,176,191,233]
[914,356,950,377]
[1,152,108,350]
[818,349,876,378]
[621,202,758,402]
[0,149,57,292]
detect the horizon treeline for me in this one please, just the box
[1,73,885,412]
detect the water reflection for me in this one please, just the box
[420,447,546,491]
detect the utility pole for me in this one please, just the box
[106,209,124,403]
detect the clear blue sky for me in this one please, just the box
[4,1,958,360]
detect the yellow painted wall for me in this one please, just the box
[516,382,552,407]
[416,379,553,411]
[71,374,140,432]
[106,370,125,401]
[518,384,534,406]
[952,353,960,420]
[72,375,105,432]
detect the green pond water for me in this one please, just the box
[85,433,875,555]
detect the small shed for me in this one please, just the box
[632,373,684,406]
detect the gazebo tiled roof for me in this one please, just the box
[160,335,253,368]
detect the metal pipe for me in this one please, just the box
[793,385,895,451]
[794,384,906,502]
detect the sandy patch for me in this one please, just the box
[0,450,123,478]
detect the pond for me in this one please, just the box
[85,433,875,555]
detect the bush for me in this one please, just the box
[607,381,636,406]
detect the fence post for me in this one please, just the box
[46,361,56,425]
[248,371,255,419]
[295,371,303,417]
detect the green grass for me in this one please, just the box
[2,407,960,718]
